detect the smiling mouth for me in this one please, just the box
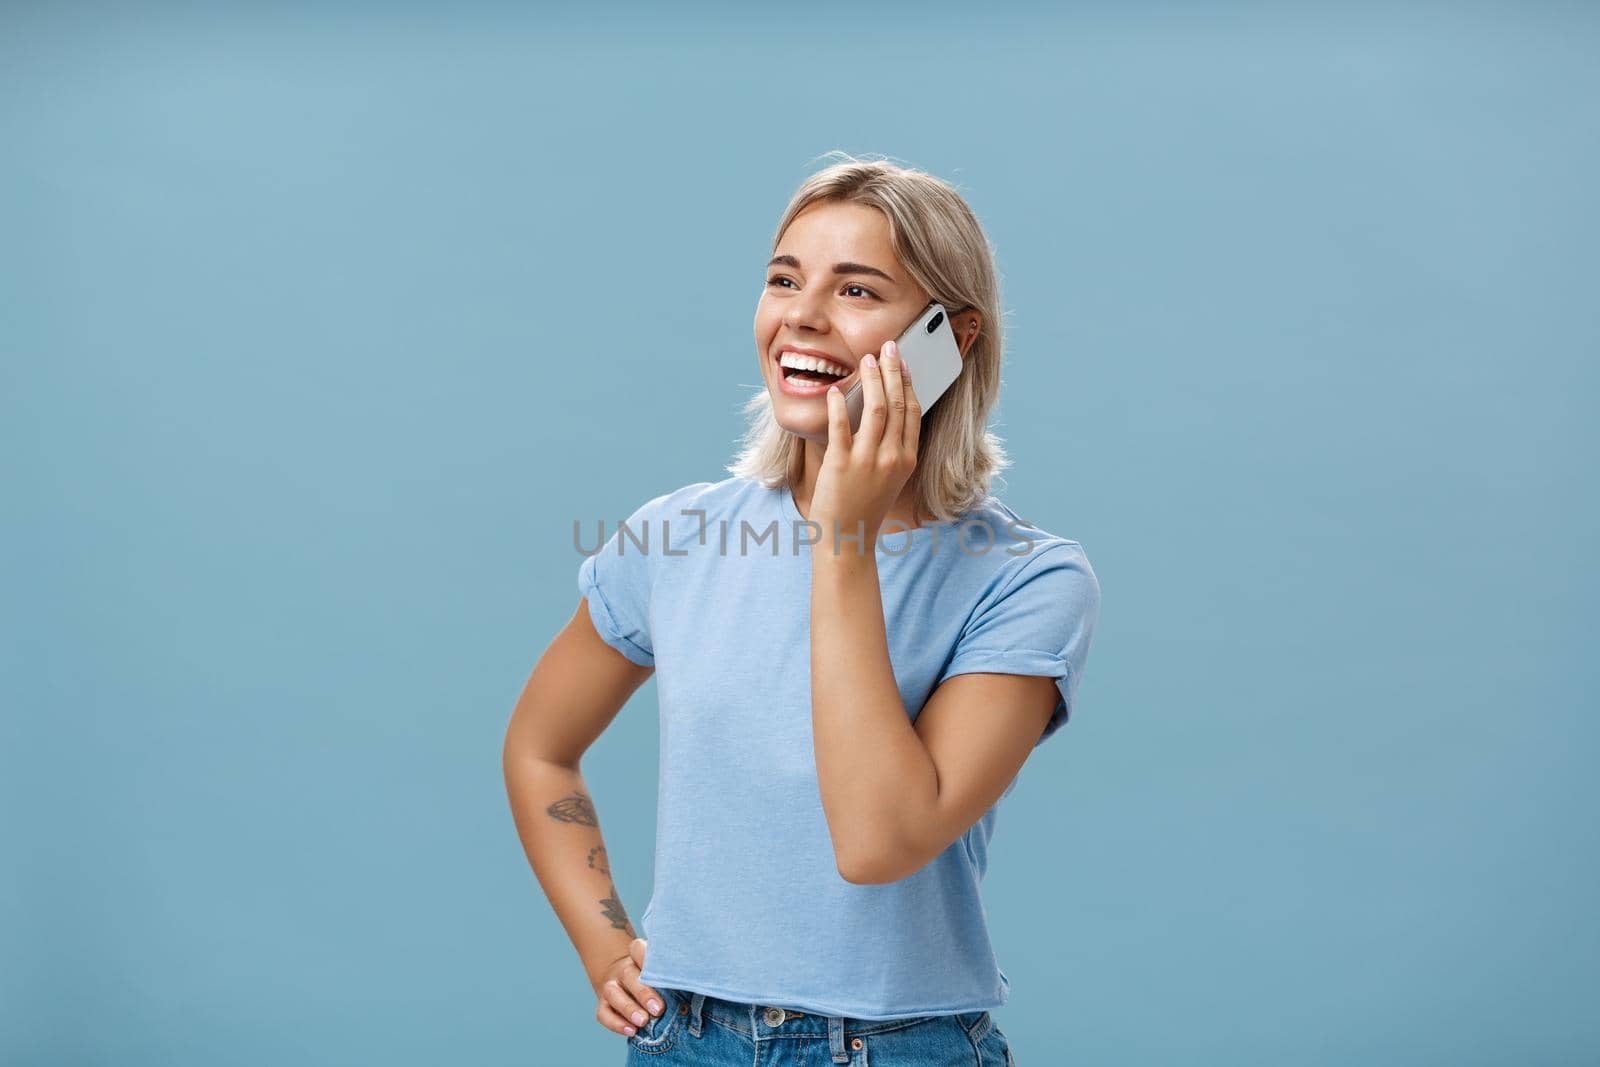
[777,352,854,388]
[784,366,850,386]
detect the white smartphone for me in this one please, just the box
[845,302,966,434]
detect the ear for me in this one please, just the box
[956,311,983,359]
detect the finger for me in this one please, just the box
[825,382,852,456]
[901,360,922,457]
[628,973,664,1019]
[603,975,652,1031]
[856,352,886,455]
[880,341,906,462]
[622,937,663,1016]
[597,999,638,1037]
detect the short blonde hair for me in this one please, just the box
[726,151,1012,524]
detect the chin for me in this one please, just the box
[769,395,828,442]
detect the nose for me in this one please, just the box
[783,288,832,335]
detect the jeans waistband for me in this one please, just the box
[680,989,993,1065]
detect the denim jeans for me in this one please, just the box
[624,986,1017,1065]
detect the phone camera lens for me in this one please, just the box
[927,312,944,334]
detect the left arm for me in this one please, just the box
[811,550,1058,883]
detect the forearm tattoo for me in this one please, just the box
[546,791,599,825]
[545,792,635,935]
[601,879,636,936]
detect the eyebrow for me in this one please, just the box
[766,254,898,285]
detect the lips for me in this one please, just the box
[773,346,858,399]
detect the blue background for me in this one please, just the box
[4,3,1595,1064]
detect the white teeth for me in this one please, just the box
[779,352,850,377]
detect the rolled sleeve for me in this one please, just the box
[936,543,1101,748]
[576,499,660,668]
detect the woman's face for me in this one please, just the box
[754,199,934,444]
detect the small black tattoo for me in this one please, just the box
[588,845,610,876]
[546,792,598,826]
[600,880,635,936]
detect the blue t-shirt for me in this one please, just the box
[576,474,1100,1020]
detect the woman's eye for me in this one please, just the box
[765,276,877,300]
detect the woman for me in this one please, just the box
[502,154,1100,1065]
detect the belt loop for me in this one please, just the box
[829,1013,849,1063]
[688,992,705,1037]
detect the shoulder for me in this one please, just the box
[617,476,736,523]
[944,499,1100,673]
[626,476,766,531]
[615,476,775,555]
[946,494,1094,584]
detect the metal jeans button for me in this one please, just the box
[763,1007,786,1026]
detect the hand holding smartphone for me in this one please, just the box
[844,302,966,435]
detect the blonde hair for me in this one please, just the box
[726,151,1012,525]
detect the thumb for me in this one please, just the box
[630,937,648,968]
